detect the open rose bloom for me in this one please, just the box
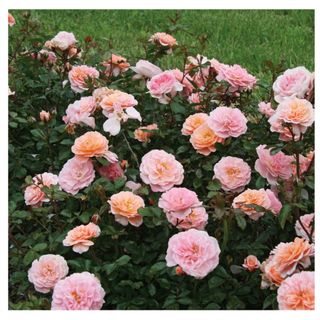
[68,65,99,93]
[108,191,145,227]
[28,254,69,293]
[140,149,184,192]
[51,272,105,310]
[149,32,177,48]
[102,54,130,77]
[166,229,220,279]
[63,223,101,253]
[134,123,158,142]
[181,113,208,136]
[213,156,251,192]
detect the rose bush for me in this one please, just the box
[9,11,314,310]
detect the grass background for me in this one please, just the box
[25,9,315,75]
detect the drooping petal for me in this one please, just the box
[103,117,121,136]
[126,107,142,121]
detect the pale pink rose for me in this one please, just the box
[33,172,59,187]
[232,188,275,220]
[188,93,202,110]
[51,272,105,310]
[291,152,313,176]
[100,90,138,113]
[131,59,162,80]
[242,255,260,272]
[271,237,314,277]
[158,187,202,219]
[28,254,69,293]
[102,54,130,77]
[8,13,15,27]
[147,71,183,104]
[38,49,57,65]
[277,271,314,310]
[166,206,208,230]
[134,123,158,143]
[108,191,145,227]
[207,106,247,138]
[181,113,208,136]
[273,66,313,103]
[58,156,95,195]
[125,181,142,192]
[216,64,257,92]
[63,222,101,254]
[295,213,314,242]
[254,145,293,185]
[140,149,184,192]
[24,185,46,207]
[39,110,51,122]
[268,98,314,141]
[98,162,125,181]
[166,229,220,279]
[187,54,209,69]
[149,32,177,48]
[213,156,251,192]
[68,65,99,93]
[171,68,194,96]
[50,31,76,51]
[191,67,210,89]
[258,102,275,117]
[266,189,282,215]
[63,96,96,128]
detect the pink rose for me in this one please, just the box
[207,106,247,138]
[268,98,314,141]
[39,110,51,122]
[63,222,101,254]
[188,93,202,110]
[50,31,76,51]
[277,271,314,310]
[63,96,96,128]
[158,187,202,219]
[273,66,313,103]
[33,172,59,187]
[254,145,293,185]
[100,90,138,113]
[68,65,99,93]
[147,71,183,104]
[171,68,194,96]
[181,113,208,136]
[166,206,208,231]
[98,162,125,181]
[51,272,105,310]
[266,189,282,215]
[38,49,57,65]
[58,156,95,195]
[216,64,257,92]
[242,255,260,272]
[131,59,162,80]
[166,229,220,279]
[140,149,184,192]
[295,213,314,242]
[213,156,251,192]
[102,54,130,77]
[8,13,15,27]
[258,102,275,117]
[149,32,177,48]
[28,254,69,293]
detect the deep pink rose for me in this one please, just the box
[166,229,220,279]
[273,66,313,103]
[158,187,202,219]
[207,106,247,138]
[51,272,105,310]
[58,156,95,195]
[98,162,125,181]
[140,149,184,192]
[213,156,251,192]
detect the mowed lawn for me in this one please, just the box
[14,10,314,76]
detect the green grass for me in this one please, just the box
[15,10,314,75]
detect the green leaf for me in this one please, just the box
[278,204,292,229]
[115,255,131,266]
[208,276,225,289]
[171,102,186,114]
[138,207,162,217]
[30,129,45,139]
[207,179,221,191]
[33,243,48,252]
[235,212,247,230]
[23,250,39,266]
[263,293,277,310]
[255,176,266,189]
[150,261,167,274]
[226,296,245,310]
